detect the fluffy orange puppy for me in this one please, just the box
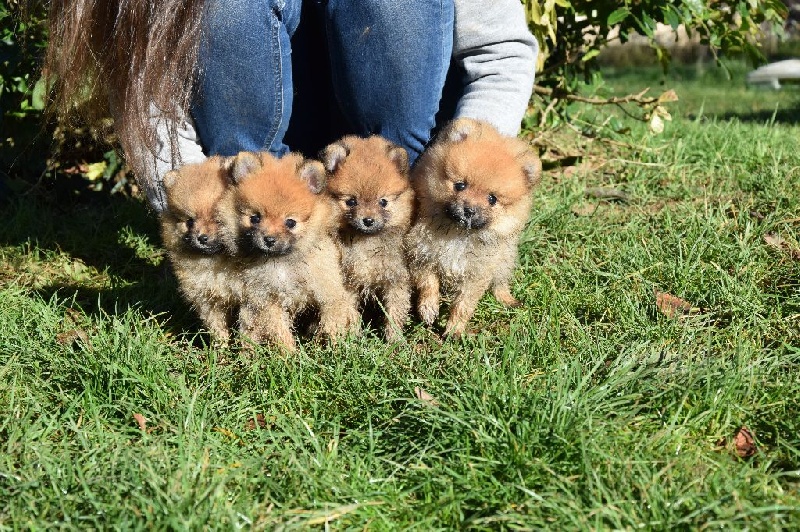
[322,135,415,340]
[405,118,541,337]
[159,157,241,344]
[221,151,359,351]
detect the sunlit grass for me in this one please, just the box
[1,64,799,528]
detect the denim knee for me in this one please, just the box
[203,0,301,36]
[326,0,454,163]
[193,0,302,157]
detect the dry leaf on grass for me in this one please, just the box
[715,426,757,459]
[764,233,800,259]
[561,160,601,179]
[764,233,787,249]
[733,426,757,458]
[245,413,271,431]
[65,308,84,324]
[55,329,90,347]
[414,387,440,407]
[214,427,240,441]
[654,290,699,318]
[657,89,679,103]
[562,165,579,178]
[133,413,147,432]
[571,203,599,217]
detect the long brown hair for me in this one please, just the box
[35,0,204,178]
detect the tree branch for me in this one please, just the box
[534,85,661,106]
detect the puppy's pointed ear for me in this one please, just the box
[298,160,327,194]
[219,156,237,184]
[386,144,409,176]
[230,151,262,184]
[322,141,350,173]
[444,117,480,143]
[163,170,179,189]
[519,150,542,188]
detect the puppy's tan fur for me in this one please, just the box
[405,118,541,337]
[322,135,414,340]
[221,151,359,351]
[159,157,241,343]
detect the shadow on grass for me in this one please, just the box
[0,186,202,339]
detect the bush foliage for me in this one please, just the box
[524,0,787,88]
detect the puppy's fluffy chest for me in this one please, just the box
[339,230,408,290]
[409,219,502,284]
[242,253,312,309]
[169,251,242,303]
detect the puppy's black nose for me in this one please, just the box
[463,206,476,218]
[362,217,374,227]
[264,236,276,248]
[198,234,209,244]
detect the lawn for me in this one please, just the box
[1,62,799,529]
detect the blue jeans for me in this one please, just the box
[191,0,455,164]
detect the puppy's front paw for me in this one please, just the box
[443,316,468,339]
[320,302,361,339]
[384,322,405,343]
[493,287,521,308]
[417,298,439,326]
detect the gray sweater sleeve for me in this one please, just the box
[452,0,538,136]
[128,107,207,212]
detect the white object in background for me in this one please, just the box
[746,59,800,89]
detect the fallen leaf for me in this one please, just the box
[133,413,147,432]
[733,426,757,458]
[764,233,800,259]
[561,165,579,178]
[245,413,270,431]
[654,104,672,121]
[65,308,83,324]
[764,233,787,249]
[414,387,440,407]
[649,113,665,134]
[571,203,598,217]
[657,89,679,103]
[56,329,90,347]
[654,290,698,318]
[214,427,243,443]
[83,161,107,181]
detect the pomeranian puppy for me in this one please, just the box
[159,157,241,344]
[221,151,359,351]
[405,118,542,337]
[322,135,415,340]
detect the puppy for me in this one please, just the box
[222,151,359,351]
[159,157,241,344]
[405,118,541,337]
[322,135,414,341]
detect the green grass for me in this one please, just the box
[2,64,800,529]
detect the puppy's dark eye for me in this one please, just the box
[454,182,467,192]
[379,198,388,208]
[345,198,358,207]
[250,213,261,225]
[487,194,497,206]
[285,218,297,229]
[185,218,195,229]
